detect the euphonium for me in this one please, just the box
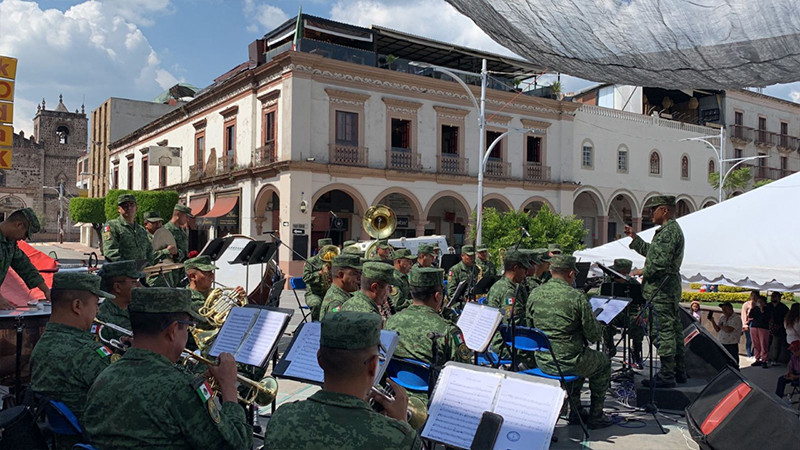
[198,288,247,327]
[369,385,429,430]
[318,244,340,286]
[180,349,279,406]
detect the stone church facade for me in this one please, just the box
[1,96,87,241]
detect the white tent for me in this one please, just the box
[574,172,800,291]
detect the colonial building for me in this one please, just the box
[1,96,86,240]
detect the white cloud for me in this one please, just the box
[243,1,290,34]
[0,0,180,136]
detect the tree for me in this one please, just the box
[753,179,773,189]
[472,206,587,263]
[69,197,105,245]
[708,167,751,198]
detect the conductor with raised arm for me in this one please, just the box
[624,195,686,388]
[0,208,50,309]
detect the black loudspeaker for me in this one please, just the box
[683,319,738,382]
[686,367,800,449]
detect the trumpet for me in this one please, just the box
[180,349,278,406]
[369,384,429,430]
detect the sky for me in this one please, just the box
[2,0,799,138]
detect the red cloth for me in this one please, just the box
[0,241,57,306]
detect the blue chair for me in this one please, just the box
[499,325,542,353]
[40,399,92,445]
[289,277,310,324]
[518,328,590,439]
[385,358,430,393]
[476,351,511,368]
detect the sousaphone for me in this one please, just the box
[363,204,396,259]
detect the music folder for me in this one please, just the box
[588,295,631,324]
[422,362,562,450]
[273,322,399,385]
[456,303,502,353]
[207,305,293,367]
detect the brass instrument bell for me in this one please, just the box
[363,204,397,239]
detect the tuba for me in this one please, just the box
[318,244,340,286]
[363,204,397,260]
[198,288,247,328]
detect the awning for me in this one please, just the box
[189,197,208,217]
[196,196,239,228]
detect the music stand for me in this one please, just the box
[439,254,460,272]
[473,275,496,296]
[200,237,228,260]
[249,243,278,305]
[574,262,591,289]
[446,281,468,311]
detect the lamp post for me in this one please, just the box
[42,185,67,243]
[410,59,487,244]
[681,127,767,203]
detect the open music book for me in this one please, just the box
[456,302,503,352]
[274,322,399,385]
[208,306,292,367]
[588,295,631,324]
[422,363,562,450]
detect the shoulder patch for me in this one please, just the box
[95,346,112,358]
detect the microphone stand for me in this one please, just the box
[507,228,528,371]
[265,231,310,263]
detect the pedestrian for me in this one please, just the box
[708,302,743,365]
[741,290,758,359]
[749,295,770,367]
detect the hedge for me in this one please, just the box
[688,283,751,293]
[682,291,794,303]
[69,197,106,224]
[103,189,180,223]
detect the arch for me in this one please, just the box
[701,197,717,208]
[580,138,595,168]
[675,196,696,218]
[608,189,640,217]
[0,195,27,219]
[649,150,661,175]
[572,186,606,216]
[675,195,697,212]
[616,144,630,172]
[373,186,423,220]
[422,190,472,220]
[482,193,513,212]
[731,190,744,197]
[56,125,70,144]
[519,195,554,214]
[312,183,369,217]
[253,183,280,217]
[680,154,690,179]
[707,159,716,175]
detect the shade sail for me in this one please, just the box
[574,172,800,291]
[446,0,800,89]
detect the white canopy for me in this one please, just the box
[574,172,800,292]
[446,0,800,89]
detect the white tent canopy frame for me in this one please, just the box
[574,172,800,292]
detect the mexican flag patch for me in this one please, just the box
[505,297,515,305]
[103,225,111,233]
[95,346,112,357]
[196,381,213,402]
[90,324,101,335]
[455,332,465,346]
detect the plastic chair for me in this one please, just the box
[290,277,310,324]
[385,358,430,393]
[41,399,92,445]
[518,327,590,439]
[499,324,542,353]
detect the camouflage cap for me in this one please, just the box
[393,248,416,261]
[417,244,434,255]
[461,245,475,256]
[129,287,203,321]
[343,245,364,257]
[610,258,633,273]
[318,238,333,247]
[184,255,218,272]
[649,195,676,208]
[361,261,396,285]
[331,253,362,270]
[53,271,115,300]
[343,240,356,248]
[173,204,195,218]
[548,244,562,254]
[408,266,444,288]
[320,311,381,350]
[376,239,392,249]
[13,208,41,236]
[143,211,163,223]
[534,248,551,262]
[519,249,541,265]
[549,254,578,271]
[476,245,489,252]
[117,194,137,205]
[504,250,532,269]
[100,260,146,280]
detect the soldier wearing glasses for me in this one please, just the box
[102,194,153,263]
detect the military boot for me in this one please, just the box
[586,399,614,429]
[641,356,676,388]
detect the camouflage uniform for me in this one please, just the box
[264,311,420,449]
[486,251,533,364]
[96,299,131,341]
[446,261,480,299]
[320,283,351,320]
[386,305,471,364]
[340,261,396,317]
[527,264,609,421]
[302,254,329,321]
[341,290,381,316]
[476,247,497,279]
[629,201,685,384]
[0,233,44,290]
[102,216,153,263]
[149,219,189,287]
[391,268,412,312]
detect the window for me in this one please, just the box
[526,136,542,162]
[780,122,789,147]
[649,151,660,175]
[141,156,148,189]
[391,118,411,150]
[264,110,277,146]
[758,117,767,131]
[56,126,69,144]
[224,119,236,164]
[734,111,743,126]
[735,148,743,159]
[113,167,119,189]
[335,111,358,146]
[441,125,459,155]
[781,156,788,171]
[681,155,689,179]
[0,171,5,186]
[582,144,593,168]
[486,130,503,159]
[617,147,628,172]
[127,161,133,190]
[195,131,205,170]
[159,166,167,188]
[708,159,715,175]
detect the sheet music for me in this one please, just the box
[377,330,399,383]
[457,302,502,352]
[208,307,258,356]
[492,377,562,450]
[589,296,631,324]
[422,365,503,449]
[282,322,325,383]
[235,310,286,366]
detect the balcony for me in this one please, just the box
[386,148,421,171]
[217,155,235,174]
[439,153,468,175]
[253,142,277,167]
[755,129,776,147]
[525,162,552,182]
[729,125,753,144]
[330,144,368,166]
[188,164,204,180]
[776,134,799,152]
[744,163,795,182]
[485,159,510,178]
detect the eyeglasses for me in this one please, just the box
[120,203,137,209]
[160,319,197,331]
[363,352,386,366]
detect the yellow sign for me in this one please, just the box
[0,101,12,124]
[78,189,89,198]
[0,79,12,102]
[0,125,11,147]
[0,56,17,80]
[0,148,11,169]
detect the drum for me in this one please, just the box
[0,310,50,387]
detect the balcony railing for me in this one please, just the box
[439,153,468,175]
[188,164,204,180]
[730,124,753,142]
[776,134,799,151]
[525,162,552,182]
[485,159,510,178]
[330,144,368,166]
[743,163,795,181]
[755,129,775,147]
[217,155,235,174]
[386,148,421,171]
[253,142,277,166]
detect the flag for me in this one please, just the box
[95,346,112,357]
[291,6,303,51]
[196,381,213,402]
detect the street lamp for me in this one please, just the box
[410,59,488,245]
[43,184,68,243]
[681,127,767,203]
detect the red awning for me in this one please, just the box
[196,196,239,228]
[199,197,238,219]
[189,197,208,217]
[0,241,58,306]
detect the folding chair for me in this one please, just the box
[385,358,431,394]
[479,324,539,369]
[40,399,93,447]
[518,327,590,439]
[290,277,310,324]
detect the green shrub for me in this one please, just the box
[682,291,794,303]
[104,189,180,223]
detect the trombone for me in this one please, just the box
[93,318,132,358]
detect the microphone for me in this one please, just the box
[330,211,338,218]
[519,227,531,238]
